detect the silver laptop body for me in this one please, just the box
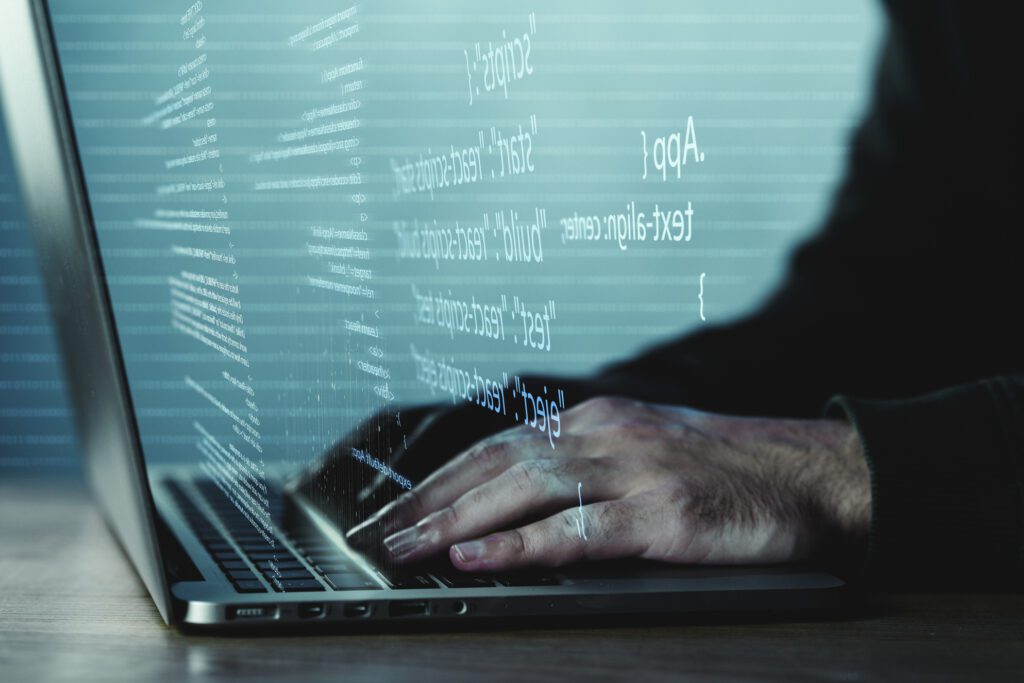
[0,0,845,629]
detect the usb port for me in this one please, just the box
[389,600,429,618]
[298,603,325,619]
[343,602,371,618]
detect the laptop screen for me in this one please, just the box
[45,0,871,542]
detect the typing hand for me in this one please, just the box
[288,400,510,531]
[346,397,870,572]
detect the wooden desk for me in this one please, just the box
[1,474,1022,682]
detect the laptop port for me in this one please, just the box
[297,603,326,619]
[389,600,429,618]
[343,602,371,618]
[452,600,469,615]
[228,604,278,620]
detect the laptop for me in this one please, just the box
[0,0,845,628]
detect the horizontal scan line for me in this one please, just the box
[308,276,374,299]
[253,173,360,191]
[249,137,358,163]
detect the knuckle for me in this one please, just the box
[461,483,489,510]
[576,396,623,416]
[431,504,460,532]
[558,508,582,534]
[464,438,513,471]
[396,488,425,517]
[585,503,614,536]
[507,460,545,494]
[568,396,644,427]
[506,527,530,560]
[556,509,590,561]
[615,410,667,432]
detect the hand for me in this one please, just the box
[346,397,871,572]
[287,404,435,532]
[289,399,513,531]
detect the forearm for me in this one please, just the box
[791,418,871,571]
[690,413,871,569]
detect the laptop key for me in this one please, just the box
[227,569,258,582]
[497,573,560,587]
[325,573,381,591]
[212,550,241,561]
[203,542,234,553]
[391,574,439,590]
[220,560,250,571]
[232,534,266,542]
[280,579,325,592]
[237,537,279,546]
[306,554,349,565]
[238,542,275,552]
[288,536,324,546]
[246,551,295,561]
[437,573,497,589]
[256,560,305,572]
[264,569,314,580]
[313,563,353,574]
[234,580,267,593]
[297,547,333,557]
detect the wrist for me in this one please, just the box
[804,419,871,569]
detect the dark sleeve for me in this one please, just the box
[828,378,1024,587]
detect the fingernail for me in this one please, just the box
[345,517,375,540]
[344,526,373,549]
[346,516,382,547]
[383,526,422,561]
[346,505,401,545]
[452,540,487,564]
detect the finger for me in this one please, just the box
[448,497,654,572]
[382,457,620,563]
[346,427,550,543]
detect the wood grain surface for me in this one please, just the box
[1,475,1022,682]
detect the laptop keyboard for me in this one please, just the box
[165,479,560,593]
[165,481,270,593]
